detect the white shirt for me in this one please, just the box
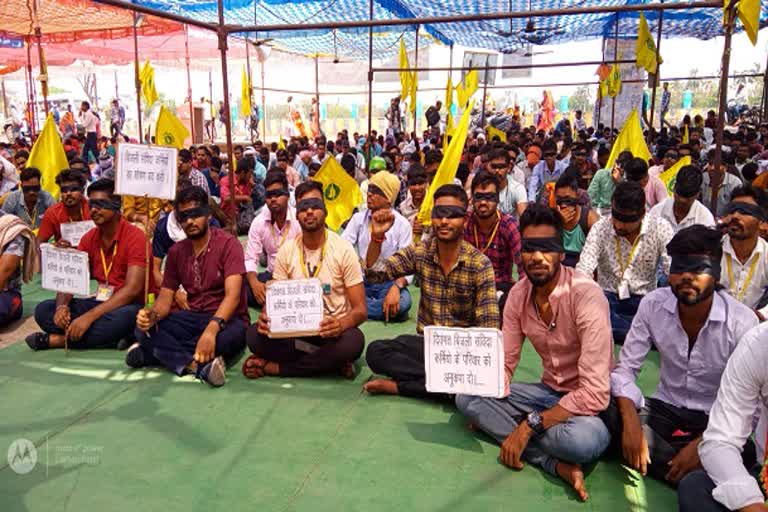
[721,235,768,316]
[648,197,715,234]
[698,322,768,510]
[576,215,674,296]
[78,109,99,133]
[341,208,412,269]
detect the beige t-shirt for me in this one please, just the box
[273,230,363,317]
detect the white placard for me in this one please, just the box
[115,143,177,200]
[424,326,505,398]
[40,244,91,297]
[60,220,96,247]
[266,278,324,337]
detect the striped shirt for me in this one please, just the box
[464,211,521,287]
[380,238,499,332]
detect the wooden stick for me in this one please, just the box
[144,193,150,306]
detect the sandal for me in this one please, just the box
[242,355,268,379]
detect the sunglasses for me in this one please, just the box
[59,185,83,194]
[22,185,41,193]
[177,206,210,222]
[543,152,557,158]
[265,189,289,199]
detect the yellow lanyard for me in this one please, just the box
[473,211,501,254]
[271,220,291,250]
[615,234,641,276]
[299,231,327,278]
[725,253,760,301]
[100,242,118,283]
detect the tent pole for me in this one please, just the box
[245,36,254,142]
[114,70,119,100]
[761,52,768,123]
[413,25,420,136]
[712,0,737,217]
[261,61,266,140]
[367,0,374,141]
[209,69,214,142]
[610,12,619,132]
[26,39,37,138]
[649,4,664,129]
[217,0,237,227]
[1,78,8,119]
[133,12,144,142]
[481,56,490,128]
[314,54,320,137]
[184,25,195,144]
[33,25,49,116]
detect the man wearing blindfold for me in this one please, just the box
[719,186,768,320]
[244,181,367,380]
[457,203,612,502]
[701,148,742,218]
[27,179,148,351]
[605,225,758,488]
[577,181,674,344]
[588,150,633,218]
[244,171,301,308]
[648,165,715,234]
[364,184,499,398]
[528,140,567,204]
[36,169,91,246]
[484,148,527,218]
[128,186,248,388]
[554,173,598,267]
[1,166,55,231]
[398,165,430,242]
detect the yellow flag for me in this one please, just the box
[605,109,652,170]
[444,76,453,111]
[241,65,252,118]
[607,63,622,98]
[399,39,412,100]
[486,125,507,143]
[139,60,159,107]
[409,73,417,115]
[278,137,285,150]
[635,12,662,74]
[155,105,190,149]
[312,156,362,231]
[443,113,454,150]
[682,124,689,144]
[418,100,474,226]
[658,156,692,196]
[27,113,68,197]
[725,0,760,45]
[456,70,478,107]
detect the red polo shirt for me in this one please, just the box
[38,198,91,243]
[78,217,149,301]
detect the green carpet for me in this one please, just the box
[0,281,676,511]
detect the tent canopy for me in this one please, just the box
[104,0,768,58]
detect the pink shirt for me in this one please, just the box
[644,176,669,210]
[503,266,613,416]
[244,207,301,273]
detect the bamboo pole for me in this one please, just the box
[649,4,664,129]
[217,0,237,227]
[184,25,195,144]
[133,12,144,142]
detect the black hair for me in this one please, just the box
[178,149,192,162]
[666,225,723,262]
[542,140,557,154]
[597,146,611,157]
[295,180,323,201]
[20,167,41,182]
[730,184,761,203]
[555,172,580,192]
[470,170,501,194]
[624,157,650,182]
[488,148,511,164]
[55,169,86,187]
[424,149,443,166]
[236,156,255,173]
[611,180,646,213]
[174,185,209,209]
[15,149,30,159]
[88,178,116,197]
[742,162,759,183]
[340,153,356,175]
[518,203,564,240]
[616,150,633,167]
[407,165,427,183]
[433,184,468,209]
[195,146,211,157]
[674,165,703,196]
[264,170,288,190]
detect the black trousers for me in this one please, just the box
[366,334,450,400]
[246,326,364,377]
[602,397,756,484]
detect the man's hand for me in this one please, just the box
[66,313,95,342]
[251,280,267,306]
[740,504,768,512]
[175,289,190,310]
[666,438,702,483]
[412,220,424,236]
[370,209,395,238]
[621,415,651,475]
[611,166,622,183]
[136,308,157,332]
[54,239,72,249]
[499,422,533,470]
[383,285,401,322]
[557,205,577,225]
[256,310,270,336]
[319,315,343,338]
[54,305,71,330]
[193,327,217,364]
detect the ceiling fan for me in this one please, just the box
[493,0,565,44]
[500,43,555,56]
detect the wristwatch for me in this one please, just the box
[526,411,545,436]
[210,316,226,331]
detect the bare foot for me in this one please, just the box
[362,378,399,395]
[242,356,267,379]
[340,362,356,380]
[555,462,589,502]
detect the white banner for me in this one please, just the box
[40,244,91,297]
[116,143,177,200]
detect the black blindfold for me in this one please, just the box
[431,205,466,219]
[521,236,564,253]
[297,197,326,213]
[669,254,721,281]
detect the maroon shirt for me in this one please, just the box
[463,211,521,287]
[162,227,248,322]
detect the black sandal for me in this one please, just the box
[25,332,50,351]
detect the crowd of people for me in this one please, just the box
[1,109,768,510]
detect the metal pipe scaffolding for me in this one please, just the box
[372,59,636,74]
[366,0,373,142]
[132,12,144,142]
[216,0,237,224]
[649,3,664,128]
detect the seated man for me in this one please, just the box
[342,170,413,322]
[677,322,768,511]
[27,179,147,351]
[243,181,367,379]
[244,171,301,307]
[577,180,674,343]
[1,166,55,231]
[486,148,527,217]
[463,170,521,313]
[623,157,668,211]
[0,213,36,326]
[648,165,715,234]
[604,225,758,486]
[37,169,91,245]
[127,186,247,387]
[364,184,499,398]
[397,165,430,242]
[554,173,598,267]
[456,203,612,502]
[122,194,167,234]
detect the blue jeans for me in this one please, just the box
[678,469,754,512]
[35,298,141,349]
[364,280,412,322]
[456,382,611,476]
[604,291,643,345]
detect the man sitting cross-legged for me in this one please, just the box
[364,184,499,398]
[243,181,367,379]
[126,186,247,387]
[603,225,758,487]
[27,179,147,351]
[456,203,612,502]
[36,168,91,245]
